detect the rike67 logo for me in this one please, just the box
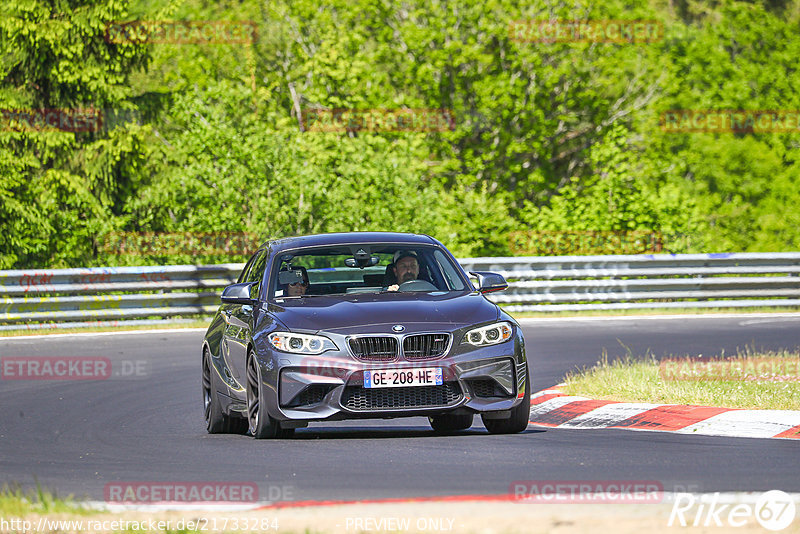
[669,490,796,531]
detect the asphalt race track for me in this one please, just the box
[1,314,799,503]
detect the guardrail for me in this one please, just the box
[460,252,800,312]
[1,253,799,329]
[0,264,243,329]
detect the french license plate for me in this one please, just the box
[363,367,443,388]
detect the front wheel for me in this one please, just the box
[203,348,247,434]
[246,350,281,439]
[482,371,530,434]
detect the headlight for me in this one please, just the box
[268,332,337,354]
[462,321,513,346]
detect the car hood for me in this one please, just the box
[266,291,498,334]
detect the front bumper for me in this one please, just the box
[254,330,528,422]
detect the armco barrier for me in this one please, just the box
[459,252,800,312]
[0,264,243,329]
[1,253,799,329]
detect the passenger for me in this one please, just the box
[286,266,309,297]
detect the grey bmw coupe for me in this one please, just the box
[202,232,530,438]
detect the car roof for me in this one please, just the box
[259,232,440,254]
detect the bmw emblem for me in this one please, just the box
[392,325,405,332]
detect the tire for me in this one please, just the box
[203,348,247,434]
[429,413,473,434]
[246,350,281,439]
[482,371,530,435]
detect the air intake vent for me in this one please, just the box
[282,384,332,408]
[348,336,398,361]
[402,333,450,360]
[342,382,462,411]
[468,379,512,398]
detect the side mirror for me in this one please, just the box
[221,282,258,304]
[469,271,508,294]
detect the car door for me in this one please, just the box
[223,249,267,386]
[217,252,255,389]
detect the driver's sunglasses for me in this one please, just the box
[290,280,308,286]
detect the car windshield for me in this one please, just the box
[270,245,468,298]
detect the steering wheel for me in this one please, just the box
[397,279,438,292]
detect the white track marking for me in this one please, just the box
[676,410,800,439]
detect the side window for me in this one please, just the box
[246,250,268,294]
[236,253,258,283]
[433,249,466,290]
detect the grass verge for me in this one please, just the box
[0,319,212,337]
[562,349,800,410]
[0,484,93,517]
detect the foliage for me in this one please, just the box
[3,0,800,267]
[519,124,699,252]
[0,0,150,268]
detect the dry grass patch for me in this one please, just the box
[562,350,800,410]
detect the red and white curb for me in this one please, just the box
[529,386,800,440]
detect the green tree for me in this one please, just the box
[519,124,698,252]
[0,0,150,268]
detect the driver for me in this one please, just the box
[387,250,419,291]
